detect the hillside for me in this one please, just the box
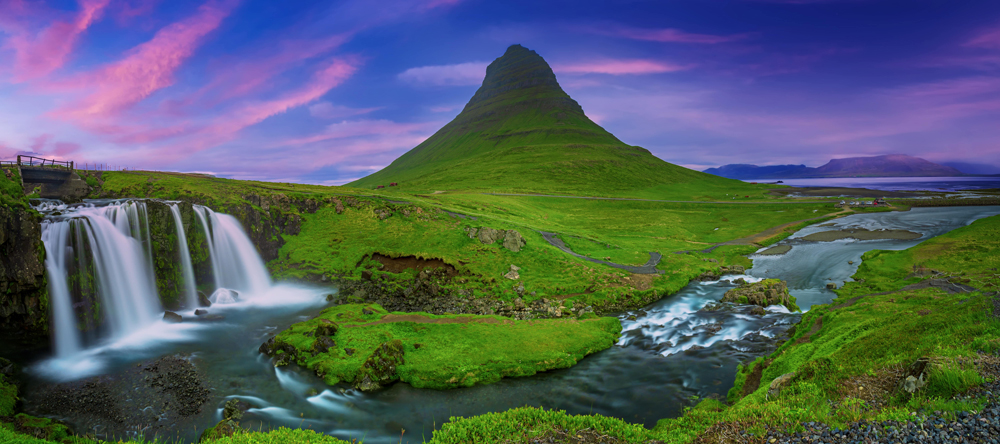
[350,45,747,198]
[705,154,964,179]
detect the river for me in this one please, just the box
[15,203,1000,443]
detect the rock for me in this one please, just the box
[504,270,520,280]
[313,336,336,354]
[194,309,208,316]
[697,271,720,281]
[697,322,724,334]
[355,339,405,391]
[477,227,504,244]
[198,291,211,307]
[326,293,337,302]
[749,306,767,316]
[826,282,837,289]
[362,307,374,315]
[510,264,521,272]
[466,227,479,239]
[848,260,854,265]
[163,311,183,323]
[721,279,798,311]
[316,319,338,337]
[768,372,796,399]
[723,265,746,274]
[344,348,355,356]
[502,230,526,252]
[897,357,932,394]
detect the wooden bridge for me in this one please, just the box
[1,155,88,201]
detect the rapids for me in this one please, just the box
[17,202,1000,443]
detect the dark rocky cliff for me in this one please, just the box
[0,168,47,335]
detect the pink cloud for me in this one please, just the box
[29,134,52,152]
[398,61,488,86]
[587,24,750,44]
[52,141,81,156]
[308,102,380,119]
[554,59,692,75]
[965,24,1000,50]
[277,118,434,147]
[51,0,235,122]
[5,0,111,81]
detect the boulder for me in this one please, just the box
[502,230,527,252]
[312,336,336,355]
[355,339,405,391]
[768,372,796,399]
[721,279,799,312]
[504,264,520,280]
[749,306,767,316]
[316,319,338,337]
[477,227,504,244]
[194,309,208,316]
[897,357,932,394]
[163,311,183,323]
[826,282,837,290]
[197,291,212,307]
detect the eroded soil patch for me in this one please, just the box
[368,253,459,276]
[800,228,921,242]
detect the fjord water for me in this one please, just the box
[22,203,1000,443]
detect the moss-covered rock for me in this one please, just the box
[721,278,799,312]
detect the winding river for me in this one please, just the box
[14,204,1000,444]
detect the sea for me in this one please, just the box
[742,176,1000,192]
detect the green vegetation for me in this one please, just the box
[430,406,659,443]
[1,167,30,210]
[350,45,762,200]
[651,213,1000,439]
[269,303,621,389]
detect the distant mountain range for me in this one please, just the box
[704,154,971,180]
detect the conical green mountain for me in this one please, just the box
[351,44,743,198]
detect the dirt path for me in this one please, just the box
[539,231,662,274]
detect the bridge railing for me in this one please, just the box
[16,155,74,170]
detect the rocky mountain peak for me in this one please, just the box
[462,44,583,114]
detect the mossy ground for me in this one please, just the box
[271,303,621,389]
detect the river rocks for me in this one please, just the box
[750,306,767,316]
[198,291,211,307]
[722,279,799,312]
[200,400,242,442]
[163,311,183,323]
[826,282,837,289]
[258,336,298,366]
[355,339,405,391]
[768,372,796,399]
[26,355,210,442]
[194,309,208,316]
[696,322,724,335]
[697,264,747,281]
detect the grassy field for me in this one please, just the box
[269,303,621,389]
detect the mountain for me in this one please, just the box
[350,45,743,198]
[704,154,965,180]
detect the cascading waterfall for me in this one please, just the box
[194,205,271,296]
[41,201,162,355]
[169,204,199,309]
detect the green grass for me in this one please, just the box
[1,166,30,210]
[430,406,659,443]
[651,213,1000,439]
[270,303,621,389]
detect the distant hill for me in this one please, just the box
[350,45,745,198]
[939,161,1000,175]
[704,154,965,180]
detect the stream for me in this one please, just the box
[15,203,1000,443]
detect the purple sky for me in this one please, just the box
[1,0,999,184]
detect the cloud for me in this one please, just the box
[585,24,750,44]
[398,61,488,86]
[966,24,1000,49]
[277,118,434,147]
[4,0,111,81]
[309,102,380,119]
[554,59,693,75]
[51,0,236,122]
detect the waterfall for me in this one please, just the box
[169,204,199,309]
[40,200,162,354]
[194,205,271,295]
[41,222,82,357]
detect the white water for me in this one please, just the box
[35,199,284,380]
[195,205,271,294]
[169,204,199,309]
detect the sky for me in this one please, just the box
[1,0,999,184]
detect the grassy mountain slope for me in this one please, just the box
[351,45,749,198]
